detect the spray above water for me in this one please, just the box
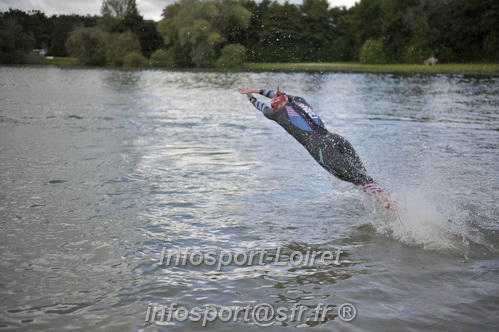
[365,186,494,259]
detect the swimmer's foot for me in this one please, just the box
[362,183,395,210]
[377,191,396,210]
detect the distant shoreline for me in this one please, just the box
[32,57,499,75]
[244,62,499,75]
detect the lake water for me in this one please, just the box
[0,66,498,331]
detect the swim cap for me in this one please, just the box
[271,91,287,109]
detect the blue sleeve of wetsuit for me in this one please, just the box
[248,96,280,120]
[260,89,276,98]
[250,98,270,113]
[246,89,275,112]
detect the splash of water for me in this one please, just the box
[364,186,492,258]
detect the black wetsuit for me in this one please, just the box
[250,89,383,193]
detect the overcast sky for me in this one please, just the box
[0,0,358,22]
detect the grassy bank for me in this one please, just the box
[34,57,499,74]
[39,57,79,66]
[245,62,499,74]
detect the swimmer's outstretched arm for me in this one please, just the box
[238,87,277,115]
[238,87,279,99]
[238,86,259,95]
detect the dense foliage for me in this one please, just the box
[1,0,497,67]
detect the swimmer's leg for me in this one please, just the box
[319,147,393,209]
[325,133,366,172]
[318,146,373,185]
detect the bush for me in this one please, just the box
[123,52,148,67]
[359,39,392,64]
[192,41,216,68]
[65,28,107,66]
[163,44,193,68]
[403,43,434,64]
[105,31,141,66]
[214,44,247,69]
[149,49,172,67]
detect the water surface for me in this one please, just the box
[0,66,498,331]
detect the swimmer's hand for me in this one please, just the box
[238,87,258,101]
[238,87,259,95]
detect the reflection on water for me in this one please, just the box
[0,66,498,331]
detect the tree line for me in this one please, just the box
[1,0,497,68]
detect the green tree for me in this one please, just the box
[101,0,138,20]
[401,0,447,62]
[157,1,193,68]
[359,38,391,64]
[50,15,83,56]
[105,30,141,66]
[236,0,268,61]
[157,1,188,66]
[65,27,107,65]
[442,0,499,62]
[136,20,163,58]
[99,0,140,34]
[328,6,356,61]
[214,43,247,68]
[2,0,495,66]
[257,2,304,62]
[100,0,162,58]
[158,0,251,67]
[23,10,52,50]
[349,0,384,46]
[300,0,334,61]
[0,9,36,63]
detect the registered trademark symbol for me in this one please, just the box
[338,303,356,322]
